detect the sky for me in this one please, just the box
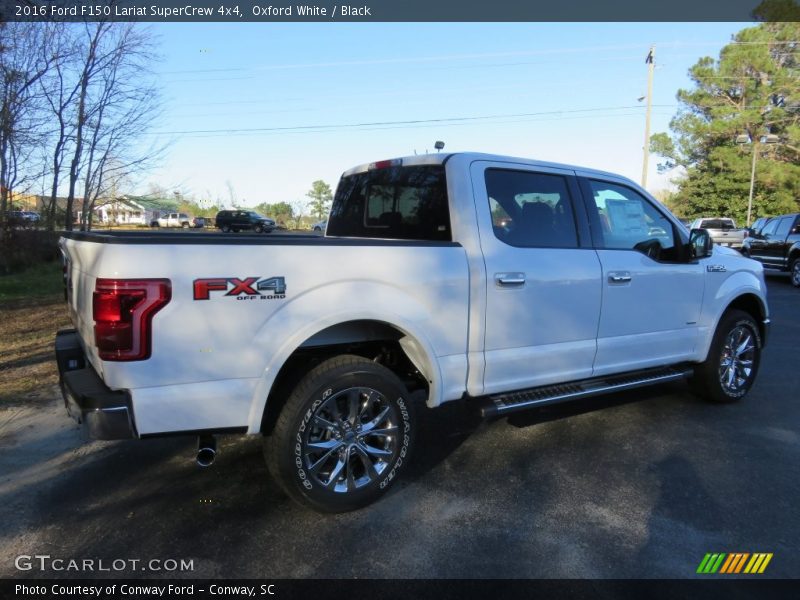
[141,22,753,210]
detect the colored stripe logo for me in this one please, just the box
[696,553,773,574]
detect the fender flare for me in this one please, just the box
[244,310,443,433]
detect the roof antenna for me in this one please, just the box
[435,141,445,152]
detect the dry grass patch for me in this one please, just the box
[0,262,71,405]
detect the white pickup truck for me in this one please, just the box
[689,217,746,249]
[56,153,770,512]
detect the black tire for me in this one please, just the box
[265,355,415,512]
[181,222,189,229]
[790,257,800,288]
[692,309,761,403]
[314,226,322,232]
[254,225,264,234]
[221,224,230,233]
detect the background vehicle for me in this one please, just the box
[215,210,275,233]
[156,212,191,228]
[57,153,769,513]
[312,219,328,232]
[689,217,746,248]
[5,210,40,226]
[741,212,800,286]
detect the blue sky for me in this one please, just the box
[143,22,752,210]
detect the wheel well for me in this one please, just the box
[260,321,430,434]
[726,293,766,338]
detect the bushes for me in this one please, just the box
[0,228,61,275]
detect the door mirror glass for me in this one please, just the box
[690,228,713,259]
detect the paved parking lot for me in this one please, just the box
[1,277,797,579]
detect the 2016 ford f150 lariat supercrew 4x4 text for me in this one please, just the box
[56,153,770,512]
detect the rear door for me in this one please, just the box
[578,177,705,375]
[470,161,602,394]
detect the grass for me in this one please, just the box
[0,261,64,302]
[0,262,71,405]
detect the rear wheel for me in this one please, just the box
[221,224,230,233]
[692,309,761,403]
[790,257,800,287]
[265,355,415,512]
[254,225,264,233]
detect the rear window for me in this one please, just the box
[326,165,451,241]
[702,219,735,230]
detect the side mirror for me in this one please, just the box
[690,228,713,259]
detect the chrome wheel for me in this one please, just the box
[718,325,756,394]
[302,387,399,493]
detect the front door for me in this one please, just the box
[471,162,603,395]
[579,178,705,375]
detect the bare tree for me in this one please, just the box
[60,22,162,231]
[0,22,59,227]
[77,27,162,230]
[39,24,80,230]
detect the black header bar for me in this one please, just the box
[2,0,797,23]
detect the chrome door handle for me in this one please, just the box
[608,272,632,284]
[495,273,526,287]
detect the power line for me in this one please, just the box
[171,111,678,140]
[150,105,676,137]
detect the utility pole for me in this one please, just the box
[641,46,655,189]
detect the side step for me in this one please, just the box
[479,365,694,418]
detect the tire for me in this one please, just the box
[254,225,264,234]
[221,224,230,233]
[181,222,189,229]
[790,257,800,288]
[314,226,322,232]
[692,309,761,403]
[265,355,415,513]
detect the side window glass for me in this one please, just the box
[484,169,579,248]
[761,219,778,237]
[588,180,675,254]
[774,217,792,238]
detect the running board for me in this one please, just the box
[479,365,694,418]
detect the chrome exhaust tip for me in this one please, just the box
[196,435,217,467]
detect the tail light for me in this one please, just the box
[93,279,171,361]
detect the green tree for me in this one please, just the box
[650,20,800,224]
[254,201,294,225]
[306,180,333,220]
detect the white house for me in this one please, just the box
[94,197,148,225]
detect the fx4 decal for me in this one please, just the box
[193,277,286,301]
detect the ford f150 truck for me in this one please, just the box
[689,217,746,249]
[56,153,770,512]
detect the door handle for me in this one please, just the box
[608,272,632,284]
[495,273,526,287]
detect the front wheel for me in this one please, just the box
[265,355,415,512]
[181,222,189,229]
[692,309,761,403]
[790,257,800,288]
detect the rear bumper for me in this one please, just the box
[55,329,137,440]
